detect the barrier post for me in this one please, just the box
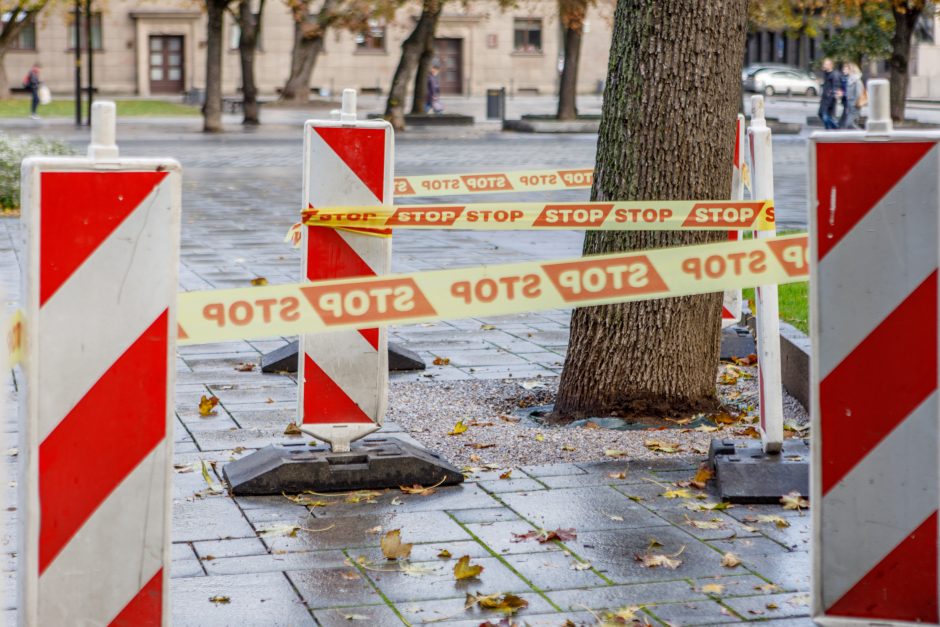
[810,79,940,624]
[18,101,180,625]
[721,113,746,328]
[748,96,784,454]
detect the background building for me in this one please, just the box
[2,1,614,99]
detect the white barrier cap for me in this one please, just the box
[340,89,357,123]
[750,95,767,129]
[87,101,119,162]
[866,78,892,134]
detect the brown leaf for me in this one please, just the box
[511,527,577,543]
[721,552,742,568]
[198,395,220,417]
[644,440,682,454]
[208,595,231,605]
[736,426,761,438]
[234,362,256,372]
[380,529,412,560]
[608,471,628,479]
[499,470,512,480]
[635,548,683,569]
[756,514,791,528]
[453,555,484,580]
[781,491,809,511]
[583,421,601,429]
[399,484,436,496]
[283,421,302,435]
[732,353,758,366]
[437,549,452,559]
[467,592,529,615]
[250,277,268,286]
[466,442,496,449]
[432,356,450,366]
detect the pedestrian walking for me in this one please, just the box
[23,62,41,120]
[426,62,443,114]
[818,58,842,130]
[839,63,864,129]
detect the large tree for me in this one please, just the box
[232,0,267,124]
[385,0,443,128]
[553,0,749,418]
[0,1,50,98]
[203,0,232,132]
[885,0,928,122]
[556,0,590,120]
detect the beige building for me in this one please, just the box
[3,1,614,99]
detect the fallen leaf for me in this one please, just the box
[736,426,761,438]
[605,449,627,458]
[453,555,484,580]
[340,571,361,580]
[781,491,809,511]
[718,372,739,385]
[608,471,627,480]
[583,421,602,430]
[284,422,302,435]
[366,525,383,534]
[685,516,725,530]
[437,549,452,559]
[339,613,370,621]
[766,602,779,610]
[570,561,592,571]
[499,470,512,480]
[399,478,444,496]
[511,527,577,543]
[662,488,692,499]
[198,395,220,416]
[265,397,275,404]
[481,324,496,330]
[685,501,732,512]
[602,606,645,624]
[173,462,194,474]
[534,433,545,442]
[208,595,230,605]
[234,362,256,372]
[200,460,224,495]
[448,420,468,436]
[346,490,381,504]
[257,524,300,538]
[701,583,725,595]
[380,529,412,560]
[499,414,521,423]
[250,277,268,286]
[644,440,682,454]
[390,497,403,506]
[755,583,783,593]
[561,443,576,451]
[721,552,742,568]
[635,548,683,569]
[467,442,496,449]
[466,592,529,615]
[732,353,758,366]
[691,465,715,489]
[433,356,451,366]
[469,454,482,463]
[757,515,791,528]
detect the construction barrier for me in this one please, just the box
[301,199,775,231]
[18,103,180,626]
[722,113,747,328]
[748,97,784,454]
[299,91,392,453]
[395,167,593,197]
[176,233,808,346]
[811,80,940,624]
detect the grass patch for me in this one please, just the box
[0,98,199,118]
[743,281,808,334]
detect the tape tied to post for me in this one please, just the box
[177,233,807,345]
[301,200,775,232]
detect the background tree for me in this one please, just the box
[231,0,267,124]
[554,0,748,419]
[0,1,50,98]
[385,0,443,128]
[747,0,828,68]
[556,0,589,120]
[884,0,930,121]
[409,9,439,116]
[204,0,233,132]
[821,2,892,65]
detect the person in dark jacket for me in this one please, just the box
[426,62,443,114]
[24,63,41,119]
[818,58,842,129]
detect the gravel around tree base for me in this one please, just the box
[388,364,809,469]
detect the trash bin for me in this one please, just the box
[486,87,506,120]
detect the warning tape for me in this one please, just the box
[395,168,594,197]
[176,234,807,345]
[302,200,775,231]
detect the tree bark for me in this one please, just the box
[0,4,46,98]
[889,5,921,124]
[385,0,442,129]
[410,31,437,115]
[203,0,229,132]
[556,23,583,120]
[280,0,337,103]
[553,0,749,419]
[237,0,265,124]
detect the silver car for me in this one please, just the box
[745,68,820,96]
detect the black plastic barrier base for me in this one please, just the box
[260,340,425,373]
[708,438,809,504]
[223,437,464,495]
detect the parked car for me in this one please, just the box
[745,68,820,96]
[741,63,793,82]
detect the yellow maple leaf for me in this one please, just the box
[198,395,219,416]
[448,420,468,436]
[453,555,484,580]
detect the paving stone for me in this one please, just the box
[645,599,742,625]
[727,618,815,626]
[463,520,565,556]
[519,463,587,478]
[227,408,296,429]
[172,495,256,542]
[312,484,498,518]
[434,611,597,627]
[705,539,809,591]
[721,592,811,620]
[312,604,404,626]
[349,539,492,563]
[366,556,535,603]
[203,549,347,576]
[549,580,706,612]
[477,478,547,494]
[502,551,608,590]
[397,591,554,624]
[172,542,198,561]
[193,537,268,559]
[447,507,522,524]
[689,574,777,598]
[172,559,206,578]
[500,486,671,532]
[538,473,640,489]
[170,572,314,626]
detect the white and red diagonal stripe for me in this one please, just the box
[299,123,392,447]
[813,139,939,623]
[22,169,178,625]
[722,114,745,328]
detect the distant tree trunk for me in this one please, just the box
[385,0,443,129]
[411,33,437,115]
[204,0,229,132]
[280,0,337,103]
[556,19,584,119]
[888,4,921,124]
[553,0,749,419]
[237,0,265,124]
[0,5,46,98]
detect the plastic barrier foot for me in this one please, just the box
[223,437,463,495]
[708,438,809,504]
[260,341,426,373]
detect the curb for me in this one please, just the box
[746,314,810,410]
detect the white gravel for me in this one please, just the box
[388,363,809,468]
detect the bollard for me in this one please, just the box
[747,96,784,454]
[18,101,180,625]
[721,113,746,328]
[811,79,940,623]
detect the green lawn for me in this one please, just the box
[0,98,199,118]
[743,281,808,334]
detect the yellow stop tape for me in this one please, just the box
[394,168,594,197]
[302,200,775,231]
[176,234,807,345]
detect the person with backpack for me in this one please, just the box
[23,63,41,120]
[840,63,865,129]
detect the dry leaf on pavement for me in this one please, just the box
[433,356,450,366]
[701,583,725,595]
[448,420,468,435]
[644,440,682,454]
[283,421,302,435]
[721,552,742,568]
[380,529,412,560]
[250,277,268,286]
[453,555,484,580]
[511,527,577,543]
[635,548,683,570]
[208,595,231,605]
[466,592,529,615]
[198,395,219,416]
[234,362,256,372]
[781,491,809,511]
[756,515,791,528]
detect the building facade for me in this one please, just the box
[2,1,615,99]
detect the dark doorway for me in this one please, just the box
[149,35,184,93]
[433,38,463,94]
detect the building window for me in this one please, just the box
[514,18,542,53]
[68,12,102,51]
[1,12,36,50]
[355,19,386,51]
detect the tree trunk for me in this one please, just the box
[410,32,437,115]
[889,5,920,124]
[385,0,442,129]
[204,0,228,133]
[556,23,583,120]
[237,0,265,125]
[280,0,335,104]
[0,60,9,99]
[553,0,749,419]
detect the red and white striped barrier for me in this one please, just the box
[811,80,940,625]
[722,114,747,328]
[748,96,784,454]
[299,90,392,452]
[18,102,180,625]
